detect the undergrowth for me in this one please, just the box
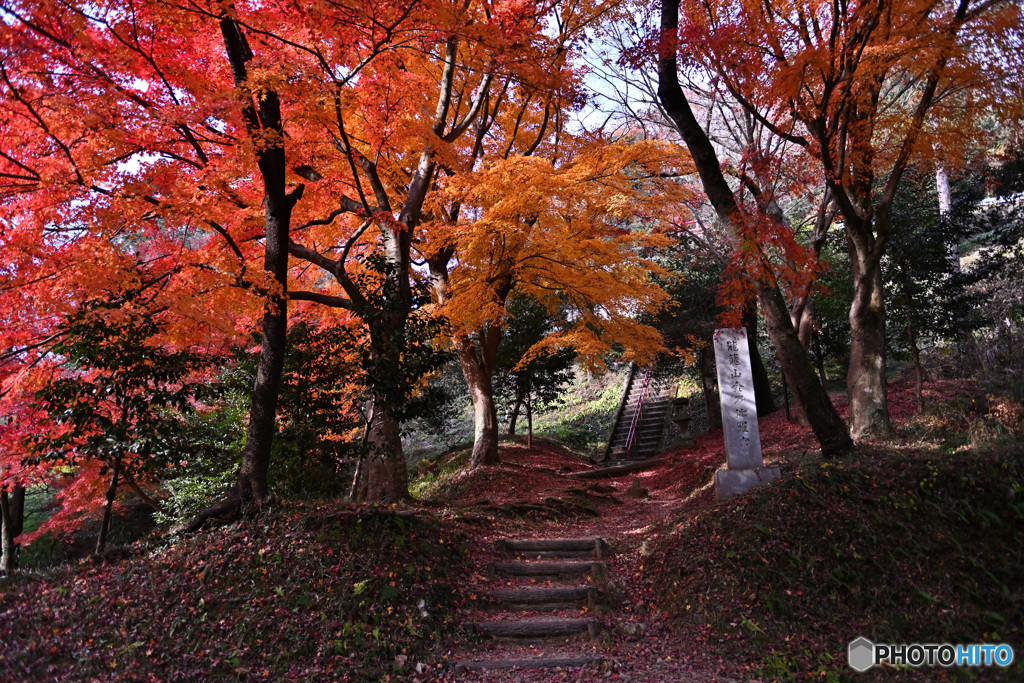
[646,433,1024,681]
[534,367,627,456]
[0,504,470,682]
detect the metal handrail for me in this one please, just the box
[601,362,636,460]
[624,366,653,458]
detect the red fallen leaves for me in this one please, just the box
[428,377,1017,681]
[0,503,471,682]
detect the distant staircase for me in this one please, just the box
[602,364,676,462]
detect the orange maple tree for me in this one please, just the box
[426,139,693,467]
[3,0,675,519]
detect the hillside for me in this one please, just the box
[2,377,1021,681]
[0,507,471,681]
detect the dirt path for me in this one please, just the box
[429,434,760,682]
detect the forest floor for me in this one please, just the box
[423,376,1023,682]
[1,376,1020,682]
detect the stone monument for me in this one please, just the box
[712,328,780,498]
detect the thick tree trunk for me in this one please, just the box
[96,456,121,555]
[235,286,288,504]
[0,487,24,571]
[467,377,500,467]
[761,284,853,454]
[429,254,509,469]
[222,17,296,509]
[848,249,891,439]
[700,346,722,430]
[658,0,853,456]
[363,405,409,502]
[742,296,776,416]
[786,296,818,424]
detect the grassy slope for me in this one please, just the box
[643,382,1024,681]
[0,505,471,682]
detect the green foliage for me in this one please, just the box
[884,166,1008,353]
[146,387,247,525]
[534,368,626,455]
[402,359,472,468]
[493,293,576,424]
[814,240,854,378]
[649,252,719,361]
[28,293,216,478]
[229,321,362,499]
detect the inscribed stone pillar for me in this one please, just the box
[712,328,780,498]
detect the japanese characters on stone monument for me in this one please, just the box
[712,328,780,498]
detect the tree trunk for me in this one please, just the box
[96,455,121,556]
[813,330,827,384]
[786,296,818,424]
[901,265,925,414]
[363,405,409,502]
[700,346,722,430]
[742,296,776,416]
[429,256,509,469]
[456,337,502,468]
[222,17,295,509]
[907,321,924,415]
[526,392,533,450]
[181,19,298,533]
[847,247,891,439]
[235,285,288,504]
[0,492,13,572]
[0,487,24,571]
[761,284,853,454]
[506,394,524,436]
[935,161,961,272]
[658,0,852,456]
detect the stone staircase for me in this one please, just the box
[603,365,676,462]
[455,538,612,674]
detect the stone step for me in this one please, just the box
[610,428,667,438]
[611,436,664,449]
[455,656,604,673]
[496,538,609,558]
[467,618,601,639]
[497,549,597,560]
[617,413,670,424]
[569,457,665,479]
[481,586,599,611]
[621,405,670,415]
[489,560,605,579]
